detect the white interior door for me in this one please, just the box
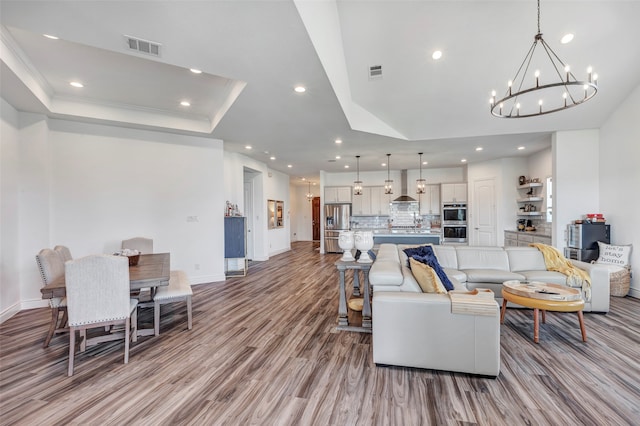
[472,178,496,246]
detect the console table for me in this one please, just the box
[335,260,372,333]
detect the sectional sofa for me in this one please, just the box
[369,243,611,376]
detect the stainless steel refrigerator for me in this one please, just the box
[324,203,351,253]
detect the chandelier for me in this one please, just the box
[416,153,426,195]
[490,0,598,118]
[354,155,363,196]
[384,154,393,195]
[306,181,313,202]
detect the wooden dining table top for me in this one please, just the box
[40,253,171,299]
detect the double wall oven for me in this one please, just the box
[442,203,467,244]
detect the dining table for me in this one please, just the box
[40,253,171,337]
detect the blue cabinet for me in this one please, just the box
[224,217,247,276]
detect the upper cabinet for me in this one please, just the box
[419,184,441,215]
[324,186,352,203]
[352,186,390,216]
[441,183,467,203]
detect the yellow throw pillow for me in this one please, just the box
[409,257,447,294]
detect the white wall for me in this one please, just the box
[0,98,21,321]
[552,129,600,248]
[264,168,291,256]
[1,104,230,321]
[599,85,640,297]
[290,183,318,242]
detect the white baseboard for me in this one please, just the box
[628,286,639,299]
[269,247,291,257]
[191,273,226,285]
[0,302,21,324]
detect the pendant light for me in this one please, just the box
[416,153,426,194]
[306,181,313,202]
[490,0,597,118]
[353,155,363,196]
[384,154,393,195]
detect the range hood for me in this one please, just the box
[393,170,417,202]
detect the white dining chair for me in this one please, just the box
[36,248,68,347]
[154,270,193,336]
[54,245,73,262]
[65,255,138,376]
[121,237,153,255]
[122,237,154,301]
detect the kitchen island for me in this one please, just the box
[372,229,441,245]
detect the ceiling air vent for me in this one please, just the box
[125,35,161,57]
[369,64,383,80]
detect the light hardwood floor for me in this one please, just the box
[1,241,639,425]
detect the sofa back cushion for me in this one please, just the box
[456,246,510,270]
[505,247,547,272]
[432,245,458,269]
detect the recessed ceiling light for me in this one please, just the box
[294,86,306,93]
[432,50,443,60]
[190,68,202,74]
[287,164,293,168]
[518,146,526,150]
[335,155,341,160]
[245,145,252,150]
[422,161,428,165]
[344,165,349,169]
[561,33,574,44]
[69,81,83,88]
[381,163,387,167]
[461,158,467,163]
[476,147,483,151]
[335,139,342,144]
[43,34,59,40]
[302,177,307,181]
[180,101,190,107]
[270,156,276,160]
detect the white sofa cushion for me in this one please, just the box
[518,270,569,285]
[464,269,525,283]
[443,268,467,283]
[456,246,510,270]
[432,245,458,269]
[505,247,548,271]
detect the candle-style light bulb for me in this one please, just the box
[534,70,540,87]
[564,65,571,82]
[538,99,543,113]
[516,103,521,116]
[593,73,598,85]
[563,92,568,107]
[508,80,512,95]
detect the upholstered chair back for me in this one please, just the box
[122,237,153,254]
[54,245,73,263]
[65,255,131,327]
[36,248,65,285]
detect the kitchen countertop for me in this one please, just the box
[354,228,441,234]
[505,229,551,238]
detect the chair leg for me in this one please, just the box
[187,296,193,330]
[131,308,138,343]
[80,329,87,352]
[43,307,60,348]
[124,318,130,364]
[68,328,76,377]
[154,302,161,336]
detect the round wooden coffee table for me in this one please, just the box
[500,280,586,344]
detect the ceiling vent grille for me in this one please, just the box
[125,35,161,57]
[369,65,383,80]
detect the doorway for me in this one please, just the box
[312,197,321,241]
[471,177,497,246]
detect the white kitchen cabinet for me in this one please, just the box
[324,186,352,203]
[441,183,467,203]
[351,186,388,215]
[420,184,441,215]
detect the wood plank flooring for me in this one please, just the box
[1,241,639,425]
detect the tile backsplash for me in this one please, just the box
[350,201,441,229]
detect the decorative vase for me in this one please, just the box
[338,231,355,262]
[354,231,374,263]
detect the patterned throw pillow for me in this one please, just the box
[596,242,632,267]
[408,258,447,294]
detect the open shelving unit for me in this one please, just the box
[517,182,543,217]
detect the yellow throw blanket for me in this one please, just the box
[530,243,591,300]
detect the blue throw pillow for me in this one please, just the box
[403,245,431,259]
[410,246,454,291]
